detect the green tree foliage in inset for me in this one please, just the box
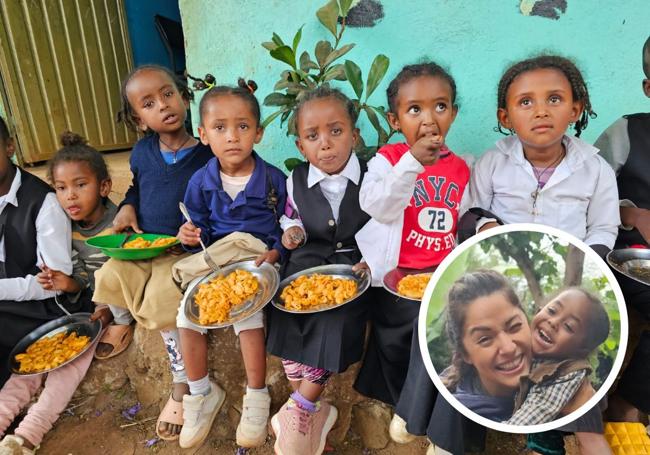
[426,232,621,387]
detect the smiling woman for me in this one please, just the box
[441,270,532,421]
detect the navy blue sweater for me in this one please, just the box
[122,134,213,235]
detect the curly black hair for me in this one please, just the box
[198,78,261,126]
[496,55,596,137]
[116,64,193,132]
[47,132,110,184]
[292,85,358,134]
[386,61,458,113]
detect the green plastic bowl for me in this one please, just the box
[85,233,180,260]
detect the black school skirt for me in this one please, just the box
[0,289,92,385]
[394,317,438,434]
[265,287,369,373]
[353,287,420,406]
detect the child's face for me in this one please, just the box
[295,97,358,175]
[53,161,111,224]
[643,78,650,98]
[461,292,532,397]
[498,68,583,155]
[531,289,592,359]
[126,69,189,135]
[387,75,457,147]
[198,94,263,173]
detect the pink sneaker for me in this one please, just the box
[271,400,338,455]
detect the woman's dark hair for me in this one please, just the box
[555,287,610,354]
[386,61,458,113]
[47,132,110,193]
[292,85,358,134]
[116,64,194,132]
[443,270,523,391]
[198,78,261,126]
[496,55,596,137]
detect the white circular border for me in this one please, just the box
[417,223,629,434]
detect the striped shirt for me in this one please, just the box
[71,201,116,291]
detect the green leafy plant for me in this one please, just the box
[262,0,395,170]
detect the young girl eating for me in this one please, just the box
[174,79,286,449]
[0,131,109,454]
[506,288,610,426]
[266,86,370,455]
[92,64,213,441]
[435,55,619,455]
[353,62,470,452]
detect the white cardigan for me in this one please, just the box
[464,135,620,248]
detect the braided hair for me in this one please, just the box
[496,55,596,137]
[198,78,260,126]
[443,270,523,391]
[292,85,358,134]
[116,64,194,132]
[386,61,458,113]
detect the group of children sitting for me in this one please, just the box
[0,32,647,455]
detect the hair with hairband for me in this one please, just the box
[197,77,261,126]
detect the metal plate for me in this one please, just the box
[272,264,371,314]
[9,313,102,376]
[607,248,650,287]
[185,260,280,329]
[382,266,438,302]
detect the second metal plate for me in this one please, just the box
[273,264,371,314]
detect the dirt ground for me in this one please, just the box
[37,379,576,455]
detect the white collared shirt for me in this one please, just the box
[0,168,72,301]
[280,154,361,231]
[464,135,620,247]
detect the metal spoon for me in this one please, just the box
[39,253,72,316]
[178,202,220,272]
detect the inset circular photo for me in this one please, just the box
[418,224,628,434]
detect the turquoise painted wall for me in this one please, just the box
[179,0,650,169]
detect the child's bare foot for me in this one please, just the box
[157,382,189,440]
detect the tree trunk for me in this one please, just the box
[493,237,545,308]
[563,245,585,287]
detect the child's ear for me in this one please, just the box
[5,138,15,160]
[99,178,112,198]
[387,112,400,132]
[570,100,585,122]
[451,105,459,123]
[197,126,209,146]
[352,127,360,146]
[254,126,264,144]
[135,116,148,133]
[295,138,307,158]
[643,79,650,98]
[497,108,512,130]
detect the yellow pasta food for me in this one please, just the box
[123,236,177,249]
[280,274,357,311]
[397,273,432,299]
[15,332,90,373]
[194,270,259,325]
[151,237,177,247]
